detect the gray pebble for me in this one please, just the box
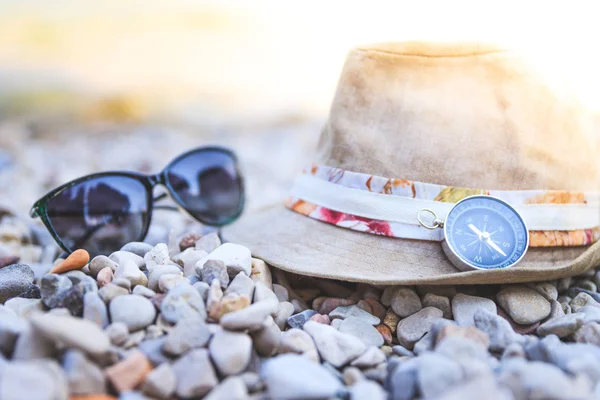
[537,313,586,337]
[251,316,281,357]
[473,308,522,353]
[172,348,218,398]
[109,294,156,332]
[422,293,452,319]
[204,376,248,400]
[98,283,128,303]
[89,256,118,278]
[392,345,414,357]
[303,320,366,367]
[396,307,443,350]
[526,282,558,301]
[287,309,318,329]
[417,352,464,399]
[132,285,156,298]
[148,265,182,291]
[195,232,221,253]
[120,242,154,258]
[83,292,109,328]
[105,322,129,346]
[339,317,384,347]
[160,282,207,324]
[193,281,210,301]
[200,259,229,289]
[40,273,72,308]
[141,362,176,400]
[391,287,422,318]
[330,305,380,325]
[0,359,68,400]
[163,317,211,356]
[497,286,551,325]
[62,349,106,395]
[350,380,387,400]
[209,329,253,376]
[225,272,255,299]
[274,301,295,330]
[452,293,496,326]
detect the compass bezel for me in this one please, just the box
[442,195,529,271]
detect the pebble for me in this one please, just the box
[200,259,230,288]
[570,292,600,312]
[343,366,365,385]
[310,313,331,324]
[422,293,452,319]
[0,263,34,304]
[225,271,255,298]
[195,232,221,253]
[30,313,110,357]
[351,346,386,368]
[537,313,586,337]
[141,362,176,400]
[436,324,490,348]
[339,317,384,347]
[204,243,252,277]
[96,267,114,287]
[220,299,277,331]
[209,293,251,320]
[392,345,414,357]
[109,294,156,332]
[249,258,272,289]
[278,328,320,362]
[383,309,401,333]
[11,320,56,360]
[132,285,155,298]
[83,292,109,328]
[260,354,343,400]
[573,322,600,345]
[105,322,129,346]
[163,317,211,356]
[526,282,559,301]
[62,349,106,395]
[89,256,118,278]
[274,301,295,330]
[240,371,264,393]
[120,242,153,258]
[251,316,282,357]
[390,287,422,317]
[287,309,318,329]
[205,376,249,400]
[396,307,443,349]
[349,380,387,400]
[193,281,210,300]
[0,359,68,400]
[5,297,44,317]
[417,352,465,399]
[143,243,171,270]
[303,320,366,367]
[0,307,26,357]
[148,265,182,291]
[209,329,253,376]
[50,249,90,274]
[497,285,551,324]
[254,281,279,306]
[104,350,153,393]
[157,273,187,292]
[330,305,380,325]
[113,260,147,288]
[40,273,72,308]
[473,308,522,353]
[98,283,128,303]
[160,282,207,324]
[17,283,41,299]
[451,293,497,326]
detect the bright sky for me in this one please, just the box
[0,1,599,120]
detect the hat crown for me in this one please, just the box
[315,42,599,190]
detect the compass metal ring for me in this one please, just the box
[417,208,443,230]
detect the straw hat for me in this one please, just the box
[225,42,600,285]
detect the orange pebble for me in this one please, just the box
[105,350,153,393]
[50,249,90,274]
[70,396,117,400]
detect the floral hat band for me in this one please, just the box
[285,165,600,248]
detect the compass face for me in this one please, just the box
[444,196,529,270]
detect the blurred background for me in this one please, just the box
[0,0,599,263]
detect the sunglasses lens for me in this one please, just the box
[166,149,243,225]
[45,176,150,255]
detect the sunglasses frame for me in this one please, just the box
[30,146,244,255]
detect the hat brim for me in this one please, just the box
[224,204,600,285]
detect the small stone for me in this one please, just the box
[200,259,229,288]
[110,294,156,332]
[436,324,490,348]
[40,273,73,308]
[83,292,109,328]
[0,359,68,400]
[396,307,443,349]
[573,322,600,345]
[209,329,253,376]
[303,320,366,367]
[11,320,56,360]
[261,354,343,400]
[195,232,221,253]
[30,313,110,357]
[143,243,171,271]
[225,272,255,299]
[122,329,146,349]
[203,243,252,277]
[204,376,249,400]
[141,362,176,400]
[98,283,129,303]
[383,309,401,333]
[251,316,281,357]
[55,285,85,316]
[350,346,386,368]
[0,307,26,357]
[309,313,331,324]
[96,267,114,288]
[253,281,279,306]
[157,273,187,292]
[452,293,497,326]
[380,286,397,307]
[163,317,211,356]
[0,256,20,269]
[473,308,522,353]
[105,350,153,393]
[210,293,251,321]
[113,260,147,288]
[343,366,365,385]
[4,297,43,317]
[274,301,295,330]
[17,284,41,299]
[279,328,319,362]
[105,322,129,346]
[220,299,277,331]
[249,258,272,289]
[392,345,414,357]
[339,317,384,347]
[112,277,131,291]
[148,265,182,291]
[350,380,387,400]
[160,282,206,324]
[206,279,223,312]
[120,242,153,258]
[548,299,566,320]
[89,256,118,278]
[273,284,289,302]
[132,285,155,298]
[331,318,343,329]
[62,349,106,395]
[537,313,586,337]
[330,305,380,325]
[0,264,34,304]
[287,309,318,329]
[176,249,208,277]
[50,249,90,274]
[573,279,597,292]
[193,281,210,300]
[361,298,387,320]
[570,292,600,312]
[391,288,422,317]
[497,285,551,324]
[178,232,201,251]
[376,324,393,345]
[240,371,264,393]
[422,293,452,319]
[526,282,559,301]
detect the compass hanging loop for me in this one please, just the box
[417,208,444,230]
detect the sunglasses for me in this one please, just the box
[30,146,244,256]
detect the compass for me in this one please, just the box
[418,195,529,271]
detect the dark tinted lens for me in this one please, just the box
[45,176,150,255]
[166,149,243,225]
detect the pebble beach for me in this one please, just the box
[1,127,600,400]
